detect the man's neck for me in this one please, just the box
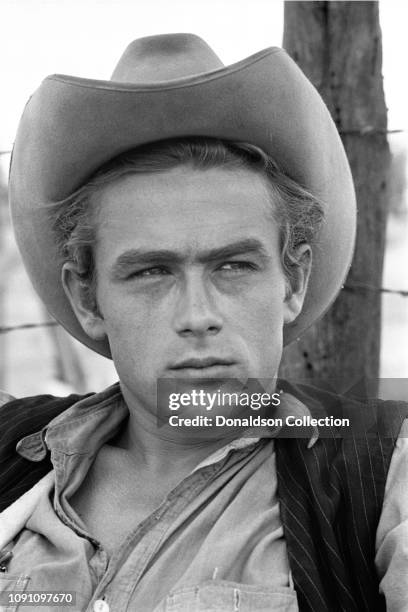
[116,383,242,479]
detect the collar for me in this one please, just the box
[16,383,125,461]
[16,384,318,463]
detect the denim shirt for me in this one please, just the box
[2,385,299,612]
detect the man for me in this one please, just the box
[1,34,407,611]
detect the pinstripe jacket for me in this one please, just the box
[0,384,407,611]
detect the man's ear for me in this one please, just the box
[283,244,312,324]
[61,262,106,341]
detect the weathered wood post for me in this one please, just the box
[280,1,390,390]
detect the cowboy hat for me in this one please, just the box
[9,33,356,358]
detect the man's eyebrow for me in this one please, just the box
[196,239,269,263]
[111,239,269,277]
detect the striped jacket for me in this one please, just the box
[0,384,407,611]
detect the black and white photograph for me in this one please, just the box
[0,1,407,610]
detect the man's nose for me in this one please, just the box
[172,274,223,338]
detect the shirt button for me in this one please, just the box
[93,600,109,612]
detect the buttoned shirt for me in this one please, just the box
[0,385,407,612]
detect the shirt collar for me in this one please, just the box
[16,383,125,461]
[16,385,318,463]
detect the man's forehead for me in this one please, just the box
[93,166,278,257]
[93,172,278,267]
[93,165,273,217]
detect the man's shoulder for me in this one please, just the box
[0,390,89,455]
[279,378,408,438]
[0,390,90,512]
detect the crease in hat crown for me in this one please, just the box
[9,32,357,359]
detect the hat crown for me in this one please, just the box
[111,33,224,83]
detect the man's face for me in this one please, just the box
[65,166,308,414]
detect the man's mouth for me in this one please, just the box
[169,356,236,376]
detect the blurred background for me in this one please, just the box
[0,0,407,398]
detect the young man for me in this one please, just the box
[1,34,407,611]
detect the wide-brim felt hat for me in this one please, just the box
[9,33,356,358]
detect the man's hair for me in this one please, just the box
[51,137,324,310]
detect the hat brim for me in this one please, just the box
[9,47,356,358]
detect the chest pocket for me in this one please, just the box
[0,574,30,612]
[161,581,298,612]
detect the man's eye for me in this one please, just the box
[218,261,255,272]
[130,266,169,278]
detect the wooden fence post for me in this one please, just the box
[279,1,390,391]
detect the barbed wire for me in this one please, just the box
[343,282,408,297]
[339,128,404,135]
[0,321,58,334]
[0,283,406,335]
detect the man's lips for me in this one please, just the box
[168,357,237,377]
[170,357,235,370]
